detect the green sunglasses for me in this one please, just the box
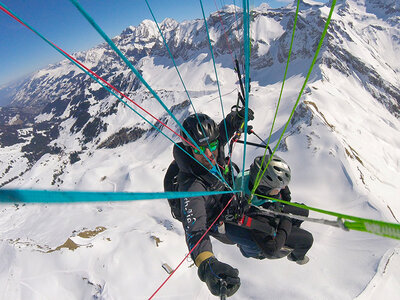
[193,140,219,154]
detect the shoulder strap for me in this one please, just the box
[163,160,179,192]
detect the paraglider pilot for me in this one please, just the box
[164,112,313,297]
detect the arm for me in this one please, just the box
[251,216,292,257]
[218,108,254,146]
[180,180,214,266]
[181,182,241,297]
[280,186,310,227]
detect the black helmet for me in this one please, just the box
[250,155,291,190]
[181,113,219,146]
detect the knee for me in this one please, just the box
[304,230,314,248]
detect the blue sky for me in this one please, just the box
[0,0,292,87]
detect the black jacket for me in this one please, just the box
[173,111,242,265]
[250,186,310,257]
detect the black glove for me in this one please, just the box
[250,216,292,258]
[280,186,292,202]
[271,201,285,212]
[246,125,254,134]
[277,216,292,237]
[237,107,254,121]
[198,257,240,297]
[229,107,254,130]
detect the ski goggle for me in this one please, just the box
[193,140,219,154]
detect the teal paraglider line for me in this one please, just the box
[199,0,235,187]
[199,0,230,144]
[250,0,300,197]
[69,0,231,189]
[144,0,195,115]
[0,189,240,204]
[241,0,251,192]
[144,0,225,183]
[0,1,227,189]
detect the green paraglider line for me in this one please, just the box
[1,3,398,300]
[0,1,228,190]
[255,193,400,241]
[251,0,300,195]
[251,0,337,199]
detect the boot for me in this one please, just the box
[287,253,309,265]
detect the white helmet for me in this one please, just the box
[250,155,291,190]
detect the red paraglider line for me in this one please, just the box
[0,4,196,149]
[148,195,235,300]
[213,0,236,64]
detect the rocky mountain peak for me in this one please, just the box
[0,1,398,189]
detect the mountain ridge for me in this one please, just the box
[0,0,399,191]
[0,1,399,299]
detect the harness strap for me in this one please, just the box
[226,215,275,236]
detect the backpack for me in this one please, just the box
[163,158,240,222]
[163,160,183,222]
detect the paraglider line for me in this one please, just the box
[145,0,224,181]
[251,0,300,195]
[0,2,230,188]
[148,195,235,300]
[251,0,337,198]
[70,0,232,189]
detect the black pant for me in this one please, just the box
[281,204,312,259]
[285,226,313,260]
[225,221,313,260]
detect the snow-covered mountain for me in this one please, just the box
[0,75,32,107]
[0,0,399,299]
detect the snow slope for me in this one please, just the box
[0,1,399,299]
